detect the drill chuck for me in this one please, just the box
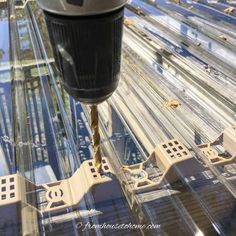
[38,0,126,104]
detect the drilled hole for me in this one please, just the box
[1,179,6,184]
[179,146,183,150]
[1,187,6,192]
[1,194,6,200]
[211,158,220,163]
[137,181,149,187]
[10,185,14,190]
[10,178,14,183]
[10,193,15,198]
[173,148,177,152]
[51,201,65,208]
[167,149,171,154]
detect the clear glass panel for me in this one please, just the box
[0,0,236,235]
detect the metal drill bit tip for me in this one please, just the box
[90,105,102,172]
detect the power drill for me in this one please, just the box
[38,0,126,171]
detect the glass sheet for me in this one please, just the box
[0,0,236,235]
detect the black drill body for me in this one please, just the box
[38,0,126,171]
[42,4,124,104]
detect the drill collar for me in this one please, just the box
[38,0,127,16]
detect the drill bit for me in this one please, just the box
[90,105,102,172]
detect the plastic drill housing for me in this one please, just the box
[38,0,126,104]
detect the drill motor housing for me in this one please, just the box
[38,0,126,104]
